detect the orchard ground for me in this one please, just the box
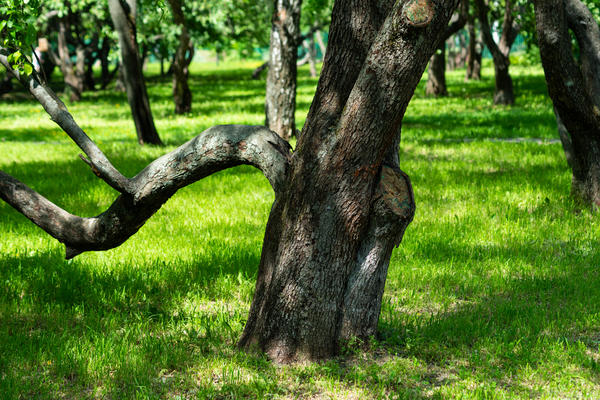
[0,59,599,399]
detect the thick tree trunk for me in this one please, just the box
[240,0,459,362]
[265,0,302,140]
[475,0,518,105]
[535,0,600,207]
[425,45,448,96]
[108,0,162,145]
[1,0,460,365]
[167,0,192,114]
[465,16,482,81]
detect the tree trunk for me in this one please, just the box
[55,18,84,102]
[108,0,162,145]
[425,45,448,96]
[1,0,460,365]
[465,16,482,81]
[315,29,327,59]
[99,38,117,90]
[424,0,468,97]
[492,54,514,105]
[535,0,600,207]
[298,38,318,78]
[265,0,302,140]
[0,74,12,95]
[240,0,459,362]
[306,36,317,78]
[167,0,193,114]
[475,0,518,105]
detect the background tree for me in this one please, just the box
[534,0,600,207]
[425,0,468,96]
[474,0,522,105]
[265,0,303,140]
[0,0,461,362]
[108,0,162,145]
[166,0,193,114]
[297,0,333,77]
[465,4,483,80]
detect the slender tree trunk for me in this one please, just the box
[535,0,600,207]
[475,0,518,105]
[265,0,302,140]
[167,0,193,114]
[492,53,514,105]
[298,38,318,78]
[99,38,117,90]
[0,74,12,95]
[424,0,468,97]
[55,18,84,102]
[240,0,459,362]
[108,0,162,145]
[466,16,482,80]
[306,36,317,78]
[315,29,327,59]
[425,44,448,96]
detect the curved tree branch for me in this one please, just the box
[0,46,133,194]
[0,125,291,259]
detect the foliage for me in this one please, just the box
[0,0,40,76]
[0,60,599,398]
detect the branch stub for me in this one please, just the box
[403,0,435,28]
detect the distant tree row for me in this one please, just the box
[1,0,332,144]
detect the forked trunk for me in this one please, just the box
[265,0,302,140]
[425,44,448,96]
[240,0,459,362]
[475,0,518,105]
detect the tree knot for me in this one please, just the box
[403,0,435,28]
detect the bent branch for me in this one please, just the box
[0,125,290,259]
[0,46,133,194]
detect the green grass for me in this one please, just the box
[1,59,599,399]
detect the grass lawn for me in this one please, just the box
[0,59,599,399]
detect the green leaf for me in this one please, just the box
[23,63,33,76]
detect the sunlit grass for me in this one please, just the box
[0,59,599,399]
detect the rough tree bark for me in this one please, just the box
[167,0,193,115]
[265,0,303,140]
[240,0,459,362]
[0,48,289,257]
[475,0,519,105]
[0,0,460,363]
[425,0,468,97]
[534,0,600,207]
[108,0,162,145]
[465,13,482,81]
